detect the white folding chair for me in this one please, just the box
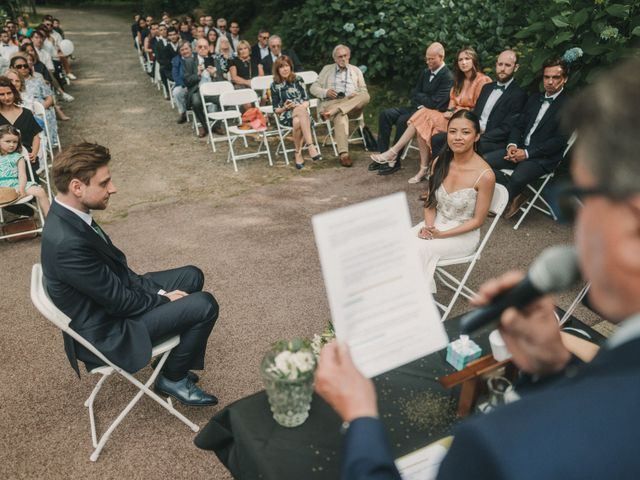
[0,150,45,240]
[199,81,235,153]
[401,138,420,160]
[433,184,509,321]
[502,132,577,230]
[219,89,273,172]
[30,264,199,462]
[134,37,148,74]
[250,75,280,145]
[167,80,176,109]
[22,103,54,202]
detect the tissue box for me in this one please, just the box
[446,337,482,371]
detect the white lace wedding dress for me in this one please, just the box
[411,171,489,292]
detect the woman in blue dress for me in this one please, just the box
[270,56,320,169]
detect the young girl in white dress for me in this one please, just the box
[0,125,50,216]
[411,109,495,291]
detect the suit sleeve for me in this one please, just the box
[436,423,505,480]
[416,72,453,111]
[310,66,328,99]
[342,417,402,480]
[55,239,169,318]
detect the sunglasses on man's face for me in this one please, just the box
[14,63,29,69]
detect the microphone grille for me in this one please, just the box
[529,245,581,293]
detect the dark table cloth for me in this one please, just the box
[195,314,604,479]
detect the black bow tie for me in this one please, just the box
[494,84,506,91]
[541,96,554,104]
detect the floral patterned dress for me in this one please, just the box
[24,76,59,147]
[0,152,37,191]
[270,76,309,127]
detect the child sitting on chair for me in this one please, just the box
[0,125,50,216]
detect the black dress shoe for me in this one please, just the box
[155,374,218,407]
[378,160,401,176]
[368,161,383,171]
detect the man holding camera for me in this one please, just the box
[310,44,370,167]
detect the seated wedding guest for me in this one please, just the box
[228,21,241,51]
[214,36,235,78]
[215,18,230,41]
[135,17,148,49]
[24,50,70,121]
[271,56,321,169]
[185,38,224,137]
[310,44,369,167]
[484,57,569,218]
[0,124,49,216]
[192,25,205,50]
[410,110,495,289]
[372,46,491,183]
[9,54,60,143]
[1,28,19,67]
[0,76,42,178]
[179,20,192,42]
[41,142,220,406]
[316,59,640,480]
[17,16,34,40]
[259,35,303,74]
[131,14,141,48]
[431,49,526,157]
[251,29,270,63]
[373,42,453,176]
[229,40,263,89]
[156,27,180,91]
[172,40,194,124]
[206,28,218,55]
[143,22,159,75]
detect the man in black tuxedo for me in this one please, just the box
[373,42,453,176]
[315,59,640,480]
[156,27,180,91]
[484,57,570,217]
[41,143,220,406]
[259,35,303,75]
[251,29,270,63]
[430,49,526,157]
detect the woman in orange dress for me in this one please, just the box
[371,47,491,183]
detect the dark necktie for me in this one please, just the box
[91,220,108,243]
[494,84,506,91]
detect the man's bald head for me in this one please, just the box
[495,49,519,83]
[425,42,445,71]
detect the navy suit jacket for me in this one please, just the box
[41,201,169,376]
[508,89,569,169]
[474,81,527,145]
[343,336,640,480]
[410,66,453,111]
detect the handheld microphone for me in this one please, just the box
[460,245,581,334]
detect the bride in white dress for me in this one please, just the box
[411,109,496,291]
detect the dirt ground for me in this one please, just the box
[1,7,611,479]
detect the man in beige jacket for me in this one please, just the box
[310,44,370,167]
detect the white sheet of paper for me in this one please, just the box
[395,443,448,480]
[312,192,448,378]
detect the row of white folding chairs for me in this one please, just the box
[23,100,58,202]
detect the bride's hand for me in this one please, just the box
[418,226,437,240]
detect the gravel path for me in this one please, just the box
[1,7,609,479]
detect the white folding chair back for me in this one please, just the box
[199,81,235,153]
[29,264,199,461]
[250,75,273,95]
[134,37,148,73]
[167,79,176,109]
[298,70,318,85]
[219,89,273,171]
[505,131,578,230]
[434,184,509,321]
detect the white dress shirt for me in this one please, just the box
[524,88,563,147]
[429,63,445,82]
[334,65,356,96]
[479,78,513,132]
[259,45,269,59]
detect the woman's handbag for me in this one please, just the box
[361,125,378,151]
[241,107,267,131]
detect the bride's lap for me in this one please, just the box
[411,221,479,260]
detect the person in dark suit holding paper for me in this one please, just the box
[430,49,526,156]
[483,56,570,217]
[41,142,220,406]
[315,59,640,480]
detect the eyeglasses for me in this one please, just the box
[14,64,29,69]
[553,181,639,224]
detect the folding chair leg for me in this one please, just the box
[513,175,553,230]
[87,350,199,462]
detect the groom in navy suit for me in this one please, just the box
[430,49,526,156]
[41,143,220,406]
[484,57,570,217]
[315,59,640,480]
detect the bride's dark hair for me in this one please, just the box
[424,109,481,209]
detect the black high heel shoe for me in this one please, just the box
[307,144,322,161]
